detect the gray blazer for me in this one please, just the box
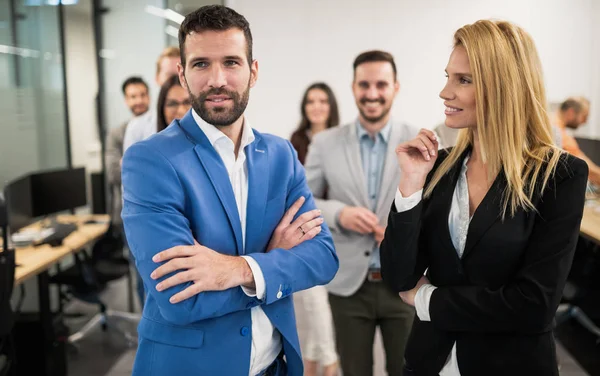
[104,122,128,225]
[305,120,421,296]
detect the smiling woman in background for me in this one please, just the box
[290,82,340,376]
[290,82,340,165]
[156,74,191,132]
[380,20,588,376]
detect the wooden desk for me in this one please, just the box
[1,214,110,376]
[13,214,110,285]
[581,200,600,244]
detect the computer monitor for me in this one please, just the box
[576,137,600,166]
[4,174,34,232]
[30,168,87,218]
[4,167,87,232]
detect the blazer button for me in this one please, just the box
[364,250,371,257]
[276,291,283,299]
[240,326,249,336]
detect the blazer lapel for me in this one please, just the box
[245,133,269,255]
[178,112,244,255]
[462,171,506,258]
[343,125,370,206]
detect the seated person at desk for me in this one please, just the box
[556,97,600,187]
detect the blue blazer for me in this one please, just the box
[122,111,339,376]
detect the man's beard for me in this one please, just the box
[358,98,390,124]
[191,84,250,127]
[131,105,148,117]
[565,120,580,130]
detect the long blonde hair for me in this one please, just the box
[425,20,563,218]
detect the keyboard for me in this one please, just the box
[36,223,78,247]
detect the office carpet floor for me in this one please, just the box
[64,276,595,376]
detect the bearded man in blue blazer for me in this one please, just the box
[121,5,338,376]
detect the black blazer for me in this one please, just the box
[380,149,588,376]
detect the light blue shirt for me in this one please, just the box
[356,119,391,270]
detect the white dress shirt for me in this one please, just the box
[123,110,157,153]
[394,156,471,376]
[192,110,281,376]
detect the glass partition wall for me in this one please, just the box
[0,0,69,187]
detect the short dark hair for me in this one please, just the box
[157,74,183,132]
[560,97,590,114]
[178,5,253,68]
[121,76,148,95]
[353,50,397,81]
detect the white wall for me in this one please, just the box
[64,1,101,171]
[230,0,598,140]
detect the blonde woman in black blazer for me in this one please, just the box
[380,20,588,376]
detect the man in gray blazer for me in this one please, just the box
[105,76,150,225]
[305,51,420,376]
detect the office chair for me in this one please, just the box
[555,236,600,342]
[49,224,140,349]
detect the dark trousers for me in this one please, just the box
[329,280,414,376]
[256,352,287,376]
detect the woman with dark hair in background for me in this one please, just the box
[291,82,340,165]
[156,74,191,132]
[291,82,340,376]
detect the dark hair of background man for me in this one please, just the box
[121,76,149,95]
[353,50,397,81]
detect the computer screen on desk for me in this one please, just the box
[30,168,87,218]
[576,137,600,165]
[4,174,34,232]
[3,167,87,232]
